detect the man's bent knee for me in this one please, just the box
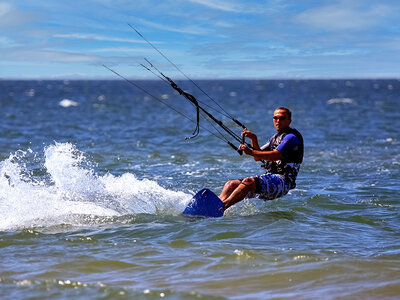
[224,179,241,190]
[240,177,256,192]
[220,179,242,201]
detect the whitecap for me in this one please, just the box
[327,98,355,105]
[59,99,79,107]
[26,89,35,97]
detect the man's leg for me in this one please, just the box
[219,179,241,201]
[221,177,257,210]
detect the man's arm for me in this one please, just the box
[240,133,300,162]
[240,145,282,161]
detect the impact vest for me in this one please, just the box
[261,128,304,188]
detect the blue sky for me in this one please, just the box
[0,0,399,79]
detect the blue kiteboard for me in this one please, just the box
[182,188,225,217]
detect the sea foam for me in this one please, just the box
[0,143,191,231]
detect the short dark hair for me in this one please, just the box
[276,107,292,120]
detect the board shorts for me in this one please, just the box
[247,173,292,201]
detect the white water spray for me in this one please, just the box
[0,143,191,231]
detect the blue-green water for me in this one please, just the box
[0,79,399,299]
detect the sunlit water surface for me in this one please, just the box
[0,79,399,299]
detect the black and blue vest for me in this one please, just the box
[261,127,304,188]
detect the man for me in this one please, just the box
[219,107,303,209]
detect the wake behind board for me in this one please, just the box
[182,188,225,217]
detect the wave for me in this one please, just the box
[327,97,355,105]
[0,143,191,231]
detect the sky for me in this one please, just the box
[0,0,399,79]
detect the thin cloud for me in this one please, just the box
[0,36,20,47]
[295,2,393,31]
[187,0,285,14]
[136,18,209,35]
[54,33,146,44]
[0,2,12,17]
[188,0,244,12]
[0,1,40,29]
[381,37,400,51]
[89,47,152,53]
[0,48,100,63]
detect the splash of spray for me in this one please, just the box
[0,143,191,231]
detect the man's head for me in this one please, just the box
[273,107,291,132]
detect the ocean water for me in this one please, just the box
[0,79,399,299]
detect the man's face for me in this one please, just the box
[273,109,291,132]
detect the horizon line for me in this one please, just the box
[1,77,400,81]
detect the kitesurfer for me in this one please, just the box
[219,107,303,209]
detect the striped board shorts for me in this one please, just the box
[247,173,292,201]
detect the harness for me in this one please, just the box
[262,128,304,187]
